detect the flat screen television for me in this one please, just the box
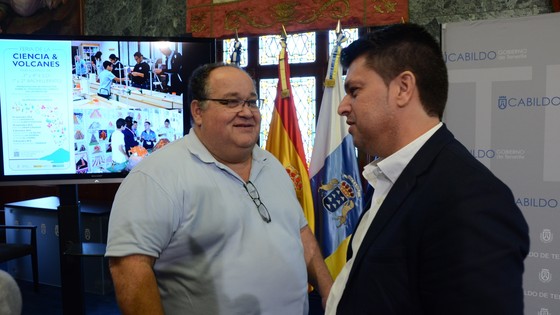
[0,34,216,186]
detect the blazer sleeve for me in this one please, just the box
[416,165,529,314]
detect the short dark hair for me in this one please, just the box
[124,116,133,127]
[188,62,246,101]
[102,60,112,69]
[164,119,170,123]
[341,23,448,119]
[116,118,126,128]
[108,54,118,60]
[133,52,143,58]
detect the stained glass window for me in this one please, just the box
[328,28,359,82]
[222,37,248,67]
[328,28,359,53]
[259,76,316,166]
[259,32,316,65]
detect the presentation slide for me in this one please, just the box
[0,39,75,176]
[1,38,188,178]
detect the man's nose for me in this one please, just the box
[338,95,351,116]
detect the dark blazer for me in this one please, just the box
[337,124,529,315]
[164,50,183,94]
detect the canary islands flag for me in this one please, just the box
[309,30,364,278]
[265,37,315,232]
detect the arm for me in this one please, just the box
[140,62,150,78]
[131,64,148,78]
[167,52,182,73]
[119,144,128,159]
[419,185,529,314]
[109,254,164,315]
[300,225,333,309]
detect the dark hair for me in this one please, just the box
[94,51,102,59]
[188,62,248,101]
[125,116,133,127]
[116,118,126,128]
[341,23,448,119]
[133,52,143,58]
[164,119,170,123]
[108,54,118,61]
[102,60,112,69]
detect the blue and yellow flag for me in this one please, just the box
[309,29,364,278]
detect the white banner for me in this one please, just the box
[443,13,560,314]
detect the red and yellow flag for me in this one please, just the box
[265,38,315,233]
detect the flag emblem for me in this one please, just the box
[319,175,361,227]
[285,165,303,191]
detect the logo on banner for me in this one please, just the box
[444,50,497,63]
[516,198,558,209]
[540,229,554,244]
[318,175,361,228]
[496,48,528,60]
[539,269,552,283]
[470,148,527,160]
[498,95,560,109]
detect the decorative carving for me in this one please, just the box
[190,11,208,33]
[187,0,408,38]
[371,0,397,14]
[225,0,349,31]
[298,0,349,24]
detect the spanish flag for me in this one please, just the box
[265,35,315,233]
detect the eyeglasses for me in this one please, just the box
[200,98,264,111]
[244,181,271,223]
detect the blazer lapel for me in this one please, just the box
[345,124,455,283]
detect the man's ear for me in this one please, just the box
[191,100,203,126]
[394,70,416,108]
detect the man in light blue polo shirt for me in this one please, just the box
[106,63,333,314]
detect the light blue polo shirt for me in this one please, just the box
[106,130,309,314]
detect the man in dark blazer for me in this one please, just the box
[155,46,183,95]
[324,23,530,315]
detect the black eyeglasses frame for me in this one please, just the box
[244,181,271,223]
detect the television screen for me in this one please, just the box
[0,34,215,186]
